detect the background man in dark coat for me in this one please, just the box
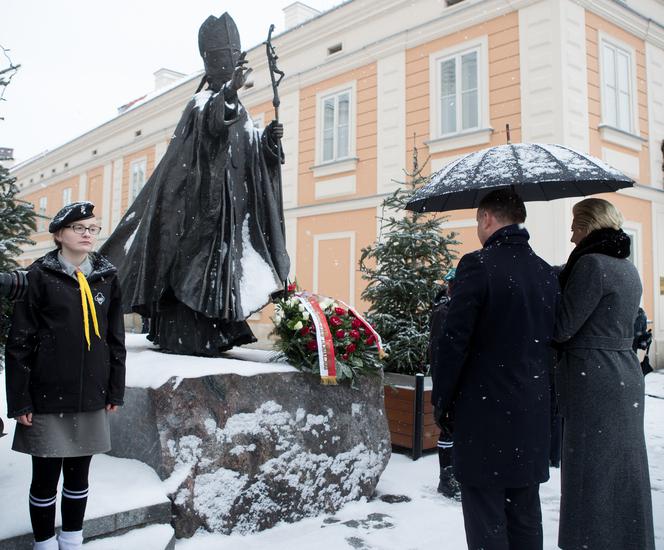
[431,189,559,550]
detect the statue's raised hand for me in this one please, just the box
[229,51,253,92]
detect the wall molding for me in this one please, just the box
[312,231,357,306]
[314,175,357,200]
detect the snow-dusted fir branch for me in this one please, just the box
[0,166,37,367]
[359,145,459,375]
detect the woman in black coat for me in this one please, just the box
[5,201,126,550]
[554,198,654,550]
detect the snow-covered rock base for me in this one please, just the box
[109,336,391,538]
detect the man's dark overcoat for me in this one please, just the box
[431,224,559,488]
[5,251,126,417]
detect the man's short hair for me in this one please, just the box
[478,188,526,224]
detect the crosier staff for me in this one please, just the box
[265,24,288,294]
[265,24,285,122]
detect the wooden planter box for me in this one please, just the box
[384,373,438,455]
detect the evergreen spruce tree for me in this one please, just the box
[0,164,36,364]
[359,146,459,375]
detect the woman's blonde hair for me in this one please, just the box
[572,198,623,235]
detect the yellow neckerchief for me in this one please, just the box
[76,270,100,350]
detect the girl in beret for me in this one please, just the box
[5,201,126,550]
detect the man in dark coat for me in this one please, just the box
[431,189,559,550]
[429,271,460,499]
[99,13,290,356]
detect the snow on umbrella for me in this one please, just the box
[405,143,634,213]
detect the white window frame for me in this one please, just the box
[598,33,639,136]
[315,81,357,167]
[429,36,490,142]
[38,196,47,232]
[252,113,265,131]
[622,221,643,276]
[62,187,72,207]
[130,158,147,202]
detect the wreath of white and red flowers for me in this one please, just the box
[271,283,384,384]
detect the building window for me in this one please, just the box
[429,38,489,147]
[438,48,480,136]
[62,187,72,206]
[252,113,264,130]
[600,39,635,133]
[327,43,343,56]
[38,197,47,232]
[130,158,147,201]
[623,227,639,267]
[320,89,352,163]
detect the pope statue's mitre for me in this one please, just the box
[198,12,241,57]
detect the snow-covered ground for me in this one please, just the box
[1,359,662,549]
[175,371,664,549]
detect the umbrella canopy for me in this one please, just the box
[405,143,634,213]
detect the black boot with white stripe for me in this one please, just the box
[437,434,461,500]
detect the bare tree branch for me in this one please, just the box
[0,65,21,78]
[0,44,20,121]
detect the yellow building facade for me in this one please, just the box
[11,0,664,364]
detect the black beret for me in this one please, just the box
[49,201,95,233]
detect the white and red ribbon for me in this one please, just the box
[295,292,338,385]
[292,292,384,384]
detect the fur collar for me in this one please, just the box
[558,228,631,289]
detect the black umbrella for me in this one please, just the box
[405,142,634,213]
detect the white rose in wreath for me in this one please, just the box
[293,321,303,331]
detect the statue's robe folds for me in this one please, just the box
[100,88,290,356]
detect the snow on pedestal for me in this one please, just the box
[108,335,391,538]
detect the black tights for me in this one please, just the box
[29,455,92,542]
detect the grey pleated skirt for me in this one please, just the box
[12,409,111,457]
